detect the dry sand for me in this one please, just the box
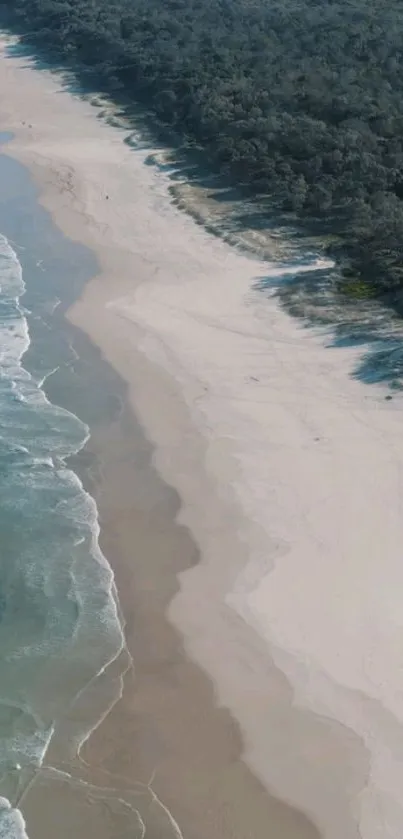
[1,34,403,839]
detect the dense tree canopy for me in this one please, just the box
[2,0,403,306]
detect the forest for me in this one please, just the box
[2,0,403,307]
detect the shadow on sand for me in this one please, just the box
[4,35,403,394]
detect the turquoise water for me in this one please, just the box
[0,152,126,837]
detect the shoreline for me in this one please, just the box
[3,32,403,839]
[0,35,325,839]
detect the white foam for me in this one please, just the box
[36,365,60,389]
[0,233,127,836]
[3,714,55,769]
[0,239,88,458]
[0,799,28,839]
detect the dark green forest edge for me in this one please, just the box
[2,0,403,309]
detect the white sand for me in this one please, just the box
[1,34,403,839]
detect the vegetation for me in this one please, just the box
[2,0,403,306]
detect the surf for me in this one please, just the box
[0,234,127,838]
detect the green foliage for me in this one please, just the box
[3,0,403,303]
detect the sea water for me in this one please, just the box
[0,233,125,836]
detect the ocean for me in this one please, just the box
[0,146,126,838]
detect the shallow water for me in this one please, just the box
[0,165,126,837]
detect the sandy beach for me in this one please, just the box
[2,33,403,839]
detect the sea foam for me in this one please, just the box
[0,235,126,837]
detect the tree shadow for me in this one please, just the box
[256,264,403,391]
[1,33,306,255]
[5,32,403,394]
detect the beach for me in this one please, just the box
[1,33,403,839]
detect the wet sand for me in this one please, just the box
[2,31,402,839]
[64,399,323,839]
[0,34,327,839]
